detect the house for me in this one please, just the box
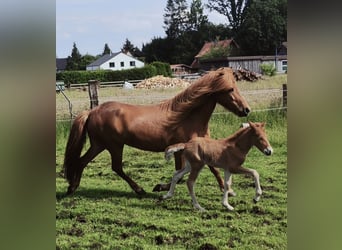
[191,39,240,70]
[191,39,287,74]
[170,64,196,76]
[86,52,144,71]
[56,58,68,72]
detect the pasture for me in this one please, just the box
[56,75,287,249]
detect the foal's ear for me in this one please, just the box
[261,122,266,127]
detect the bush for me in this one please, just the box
[150,62,172,77]
[56,64,161,87]
[260,63,276,76]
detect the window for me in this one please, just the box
[282,60,287,71]
[109,62,115,68]
[120,61,124,67]
[130,61,136,66]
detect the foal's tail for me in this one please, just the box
[63,110,90,186]
[165,143,185,161]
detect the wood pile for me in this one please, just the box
[135,75,191,89]
[233,68,262,82]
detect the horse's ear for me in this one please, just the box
[248,121,256,130]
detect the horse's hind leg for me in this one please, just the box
[162,160,191,200]
[67,144,104,194]
[153,151,185,192]
[208,165,225,192]
[109,145,146,195]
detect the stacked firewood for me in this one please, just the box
[135,75,191,89]
[233,68,262,82]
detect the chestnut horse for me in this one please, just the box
[162,122,273,211]
[63,67,250,195]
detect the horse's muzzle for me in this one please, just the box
[264,147,273,156]
[244,107,251,116]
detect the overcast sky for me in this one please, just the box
[56,0,226,58]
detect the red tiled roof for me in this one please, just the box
[194,39,236,58]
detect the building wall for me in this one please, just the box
[99,53,144,71]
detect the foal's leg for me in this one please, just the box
[222,170,235,211]
[162,160,191,200]
[67,144,104,195]
[233,165,262,202]
[208,165,225,192]
[153,151,184,192]
[109,144,146,195]
[187,164,205,211]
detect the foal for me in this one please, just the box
[161,122,273,211]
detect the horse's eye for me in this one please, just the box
[228,88,234,93]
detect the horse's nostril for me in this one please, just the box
[244,107,250,115]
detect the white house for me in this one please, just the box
[86,52,144,71]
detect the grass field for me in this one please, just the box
[56,75,287,249]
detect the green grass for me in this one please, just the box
[56,111,287,249]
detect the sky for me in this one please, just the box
[56,0,226,58]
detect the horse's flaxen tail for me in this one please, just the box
[165,143,186,161]
[63,110,90,190]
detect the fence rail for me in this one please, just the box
[56,81,287,122]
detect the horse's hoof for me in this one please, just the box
[152,184,162,192]
[152,183,169,192]
[136,188,146,196]
[66,186,75,195]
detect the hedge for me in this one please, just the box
[56,62,171,87]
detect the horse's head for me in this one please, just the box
[249,122,273,156]
[213,68,251,117]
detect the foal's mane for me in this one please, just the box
[227,126,251,142]
[159,68,235,123]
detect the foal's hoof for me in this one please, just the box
[253,197,260,203]
[228,191,237,197]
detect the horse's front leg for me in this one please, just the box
[234,165,262,203]
[222,170,235,211]
[109,144,146,195]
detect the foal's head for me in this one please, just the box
[243,122,273,156]
[213,68,251,117]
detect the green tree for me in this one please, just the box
[187,0,208,31]
[79,54,96,70]
[237,0,287,55]
[102,43,111,55]
[206,0,250,35]
[164,0,188,39]
[121,38,135,54]
[66,42,82,70]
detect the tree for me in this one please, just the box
[121,38,135,54]
[79,54,96,70]
[66,42,82,70]
[206,0,250,35]
[187,0,209,31]
[237,0,287,55]
[102,43,111,55]
[163,0,189,39]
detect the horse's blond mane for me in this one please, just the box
[159,68,235,123]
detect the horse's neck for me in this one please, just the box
[188,99,217,123]
[229,129,254,154]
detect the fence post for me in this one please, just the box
[88,80,99,109]
[282,83,287,109]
